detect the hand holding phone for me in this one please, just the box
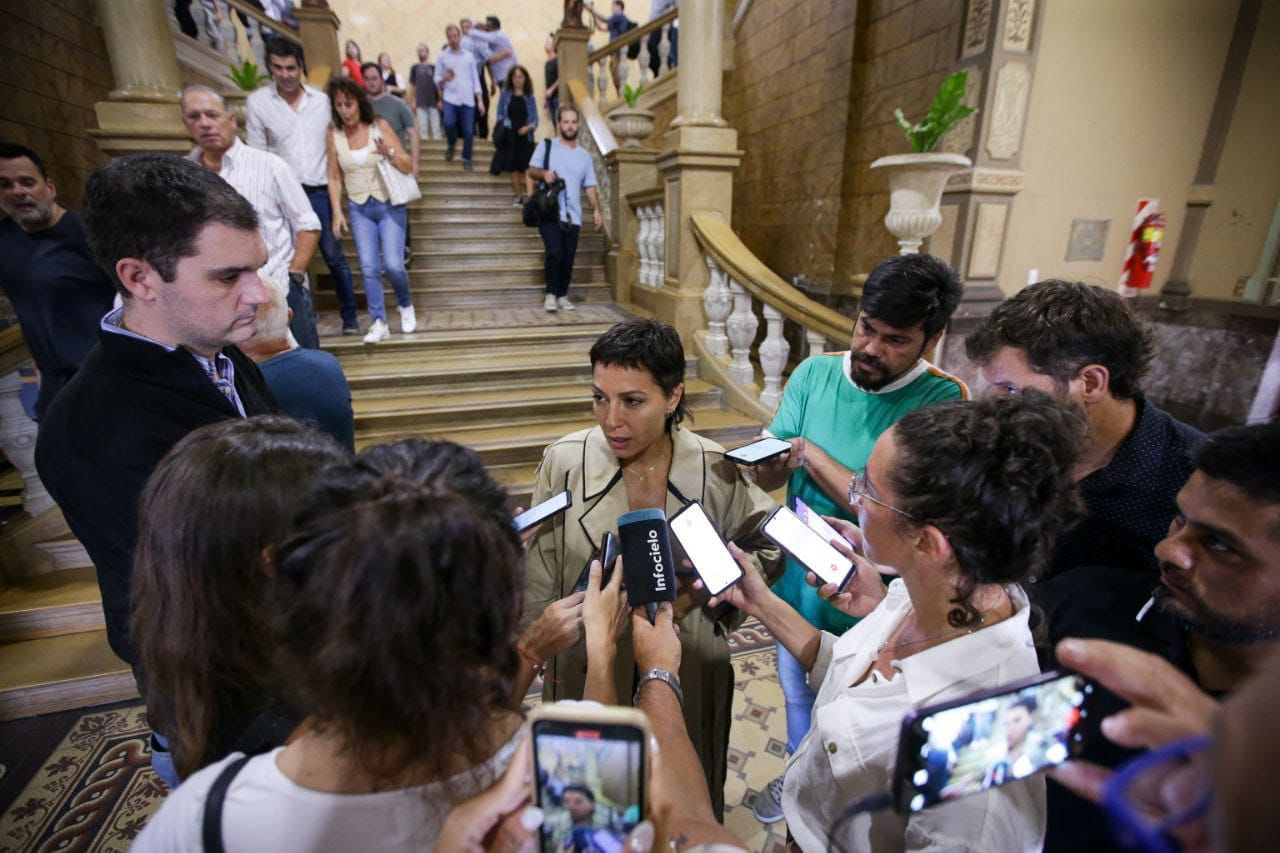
[762,505,855,591]
[669,502,743,596]
[514,489,573,533]
[582,556,627,651]
[724,436,792,466]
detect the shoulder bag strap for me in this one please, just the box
[543,138,552,170]
[201,754,252,853]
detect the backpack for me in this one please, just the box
[523,139,565,227]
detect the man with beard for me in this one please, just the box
[747,253,967,823]
[0,143,116,419]
[1036,422,1280,850]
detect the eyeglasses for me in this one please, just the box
[1103,735,1213,853]
[847,468,918,521]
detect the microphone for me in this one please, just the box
[617,508,676,624]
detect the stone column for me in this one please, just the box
[555,27,591,110]
[89,0,190,158]
[296,1,343,87]
[606,148,661,305]
[655,0,741,341]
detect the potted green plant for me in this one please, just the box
[228,59,270,92]
[871,70,976,253]
[608,84,654,149]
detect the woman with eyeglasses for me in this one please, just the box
[706,392,1084,851]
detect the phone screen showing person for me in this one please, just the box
[724,436,792,466]
[532,718,646,853]
[514,490,572,533]
[762,506,855,590]
[892,671,1093,814]
[793,497,845,548]
[669,502,743,596]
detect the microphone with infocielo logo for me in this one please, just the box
[618,508,677,624]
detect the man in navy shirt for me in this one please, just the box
[0,143,116,419]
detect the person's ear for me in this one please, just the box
[115,258,161,303]
[922,331,944,358]
[1075,364,1112,405]
[666,382,684,417]
[914,523,951,566]
[287,307,294,323]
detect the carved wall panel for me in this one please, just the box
[962,0,994,59]
[987,61,1031,160]
[1002,0,1035,53]
[968,202,1009,278]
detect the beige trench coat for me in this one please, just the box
[522,425,782,816]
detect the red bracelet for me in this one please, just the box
[517,645,545,677]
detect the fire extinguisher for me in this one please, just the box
[1120,199,1166,291]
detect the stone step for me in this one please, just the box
[0,630,136,721]
[313,282,613,312]
[0,566,104,643]
[339,249,605,272]
[322,320,618,360]
[342,233,608,253]
[318,265,606,290]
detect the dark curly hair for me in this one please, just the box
[1194,422,1280,507]
[964,279,1154,400]
[589,319,690,431]
[887,392,1085,624]
[326,76,375,127]
[274,439,524,783]
[859,254,964,339]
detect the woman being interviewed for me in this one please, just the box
[325,77,418,345]
[522,318,782,818]
[707,392,1084,851]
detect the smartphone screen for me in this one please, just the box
[669,502,742,596]
[762,506,854,589]
[514,490,572,533]
[725,436,792,465]
[894,671,1092,813]
[532,719,646,853]
[793,497,844,548]
[573,532,621,593]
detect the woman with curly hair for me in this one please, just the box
[135,439,527,850]
[707,392,1084,852]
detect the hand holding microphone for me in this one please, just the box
[617,508,677,624]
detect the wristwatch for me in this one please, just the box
[634,667,683,708]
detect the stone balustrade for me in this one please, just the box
[632,202,666,290]
[173,0,303,73]
[587,9,678,105]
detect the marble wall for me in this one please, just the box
[0,0,113,207]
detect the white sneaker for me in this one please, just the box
[363,319,389,343]
[398,304,417,334]
[557,296,576,311]
[752,775,785,824]
[544,294,557,312]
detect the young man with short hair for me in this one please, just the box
[748,253,968,822]
[0,142,116,419]
[525,106,603,312]
[408,43,442,140]
[435,24,487,168]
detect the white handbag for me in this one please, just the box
[372,123,422,206]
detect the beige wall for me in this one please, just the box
[1001,0,1238,295]
[1187,0,1280,299]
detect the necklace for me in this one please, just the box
[621,442,671,484]
[876,592,1011,657]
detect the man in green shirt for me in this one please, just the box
[749,253,968,823]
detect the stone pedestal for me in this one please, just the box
[606,148,661,305]
[555,28,591,110]
[295,3,342,86]
[89,0,188,158]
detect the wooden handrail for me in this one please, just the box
[222,0,302,43]
[691,213,856,343]
[0,326,31,377]
[588,8,678,65]
[566,79,618,157]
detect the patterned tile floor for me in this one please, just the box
[0,620,789,851]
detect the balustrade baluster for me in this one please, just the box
[702,256,731,355]
[653,205,665,286]
[758,305,789,410]
[638,34,651,83]
[596,60,610,101]
[0,371,52,516]
[617,47,630,91]
[726,280,757,385]
[657,27,671,75]
[635,206,650,287]
[587,61,596,97]
[806,329,826,358]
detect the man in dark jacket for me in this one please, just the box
[34,154,278,783]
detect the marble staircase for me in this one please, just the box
[0,138,766,721]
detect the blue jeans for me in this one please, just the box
[150,731,181,789]
[442,101,476,163]
[304,185,358,327]
[348,197,412,323]
[777,641,817,753]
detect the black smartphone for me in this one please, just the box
[724,436,792,466]
[891,670,1094,814]
[572,531,621,593]
[668,501,743,596]
[530,705,649,853]
[761,505,855,590]
[513,489,572,533]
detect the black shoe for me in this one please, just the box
[445,146,455,162]
[404,247,415,268]
[341,322,360,335]
[462,161,474,171]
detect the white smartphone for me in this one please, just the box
[668,501,743,596]
[762,505,855,590]
[794,497,845,547]
[513,489,572,533]
[724,436,792,466]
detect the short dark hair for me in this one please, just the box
[275,439,524,784]
[326,77,375,127]
[964,279,1155,401]
[263,36,306,73]
[556,104,580,122]
[0,141,48,179]
[563,784,596,802]
[888,392,1085,616]
[859,254,963,339]
[82,154,258,296]
[615,1,625,9]
[1011,696,1038,715]
[1194,423,1280,507]
[486,15,501,29]
[360,60,381,78]
[590,319,690,431]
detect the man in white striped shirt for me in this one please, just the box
[181,85,322,347]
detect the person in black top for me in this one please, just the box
[0,143,117,420]
[544,34,560,133]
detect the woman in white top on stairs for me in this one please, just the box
[325,76,417,344]
[134,439,528,852]
[707,392,1084,852]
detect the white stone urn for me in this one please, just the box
[870,152,971,254]
[607,107,656,149]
